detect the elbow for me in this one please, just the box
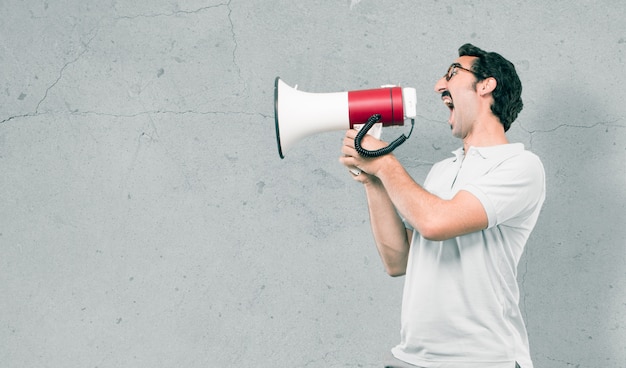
[386,267,406,277]
[415,217,452,242]
[418,227,446,241]
[377,237,410,277]
[382,259,407,277]
[420,230,448,242]
[405,215,438,241]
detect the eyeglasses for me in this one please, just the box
[444,63,480,81]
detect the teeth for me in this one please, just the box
[442,93,454,108]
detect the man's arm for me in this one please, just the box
[362,176,412,277]
[340,133,411,276]
[375,159,488,241]
[341,130,488,242]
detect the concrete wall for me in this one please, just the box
[1,1,624,367]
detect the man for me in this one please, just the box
[340,44,546,368]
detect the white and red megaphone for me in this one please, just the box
[274,77,417,159]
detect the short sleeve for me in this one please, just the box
[461,152,545,228]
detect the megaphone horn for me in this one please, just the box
[274,77,417,159]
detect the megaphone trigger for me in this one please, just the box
[349,168,362,176]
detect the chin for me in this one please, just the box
[449,124,460,138]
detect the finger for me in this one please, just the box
[345,132,361,147]
[341,144,358,157]
[338,155,353,167]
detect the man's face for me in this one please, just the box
[434,56,480,139]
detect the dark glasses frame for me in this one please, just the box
[445,63,481,81]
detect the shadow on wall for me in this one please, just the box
[524,81,625,366]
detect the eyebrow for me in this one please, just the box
[451,62,471,70]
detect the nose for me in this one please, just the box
[434,76,447,93]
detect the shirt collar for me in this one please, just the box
[452,143,525,162]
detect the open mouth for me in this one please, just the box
[441,91,454,124]
[441,91,454,110]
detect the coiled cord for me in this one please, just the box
[354,114,415,158]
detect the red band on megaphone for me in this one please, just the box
[347,87,404,128]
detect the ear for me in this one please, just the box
[478,77,497,96]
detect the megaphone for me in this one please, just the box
[274,77,417,159]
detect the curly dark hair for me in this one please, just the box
[458,43,523,132]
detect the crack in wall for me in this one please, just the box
[113,1,242,84]
[225,0,241,83]
[114,3,227,20]
[520,119,625,134]
[518,119,626,148]
[35,26,100,114]
[1,113,36,125]
[2,2,242,125]
[1,110,264,125]
[68,109,264,119]
[0,24,100,125]
[35,53,83,114]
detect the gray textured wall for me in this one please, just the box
[1,1,624,367]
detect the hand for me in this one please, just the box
[339,129,389,183]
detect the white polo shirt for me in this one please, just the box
[392,143,546,368]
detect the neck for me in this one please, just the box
[462,115,508,152]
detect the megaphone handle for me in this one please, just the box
[354,114,415,158]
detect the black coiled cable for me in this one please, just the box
[354,114,415,158]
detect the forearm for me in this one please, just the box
[376,156,436,233]
[363,178,410,276]
[375,155,487,241]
